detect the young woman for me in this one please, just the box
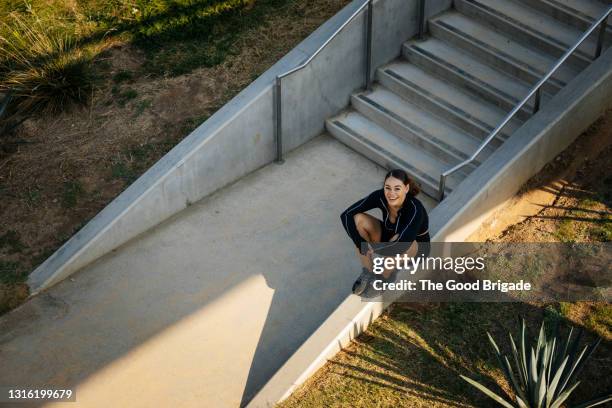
[340,169,430,295]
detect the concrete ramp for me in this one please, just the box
[0,135,435,407]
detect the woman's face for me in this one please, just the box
[384,176,409,207]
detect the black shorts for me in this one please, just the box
[370,219,430,258]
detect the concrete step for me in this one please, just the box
[351,85,495,166]
[326,111,466,198]
[430,11,581,95]
[403,38,551,121]
[455,0,597,70]
[513,0,612,39]
[376,61,522,142]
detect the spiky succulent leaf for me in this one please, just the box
[503,355,528,404]
[558,345,588,395]
[560,327,574,364]
[516,395,529,408]
[488,332,502,355]
[549,381,580,408]
[566,329,584,372]
[509,332,527,389]
[536,322,546,361]
[567,338,602,389]
[546,355,568,406]
[521,318,529,387]
[530,346,539,401]
[572,393,612,408]
[547,337,556,384]
[460,375,515,408]
[536,358,547,408]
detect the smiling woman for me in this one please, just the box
[340,169,430,296]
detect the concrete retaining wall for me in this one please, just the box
[247,46,612,407]
[28,0,451,294]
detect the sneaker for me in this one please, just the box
[352,267,371,295]
[363,269,398,299]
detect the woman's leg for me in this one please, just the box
[353,213,382,271]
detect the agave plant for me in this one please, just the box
[460,317,611,408]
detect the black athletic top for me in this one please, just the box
[340,189,429,253]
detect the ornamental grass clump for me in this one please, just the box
[0,11,94,134]
[460,317,611,408]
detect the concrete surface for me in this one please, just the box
[0,135,434,408]
[28,0,452,295]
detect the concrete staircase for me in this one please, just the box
[327,0,609,199]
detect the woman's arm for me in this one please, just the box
[340,190,381,250]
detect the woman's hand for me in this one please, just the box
[365,243,375,259]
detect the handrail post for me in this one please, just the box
[274,76,284,164]
[417,0,426,39]
[365,0,373,90]
[533,87,541,114]
[438,174,446,201]
[595,16,608,58]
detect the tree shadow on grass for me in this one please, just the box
[6,0,289,77]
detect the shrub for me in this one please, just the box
[0,11,94,134]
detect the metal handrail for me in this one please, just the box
[437,5,612,201]
[274,0,374,163]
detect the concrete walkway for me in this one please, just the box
[0,134,435,408]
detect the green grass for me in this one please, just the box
[24,187,41,208]
[61,180,84,208]
[0,230,26,254]
[112,70,133,83]
[588,222,612,242]
[133,99,152,117]
[552,192,612,242]
[111,161,138,183]
[554,218,576,242]
[110,141,170,183]
[0,260,26,284]
[116,88,138,107]
[585,305,612,335]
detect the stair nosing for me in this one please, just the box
[461,0,594,61]
[355,92,482,164]
[381,66,512,140]
[330,119,449,192]
[432,18,567,89]
[544,0,604,23]
[407,43,524,107]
